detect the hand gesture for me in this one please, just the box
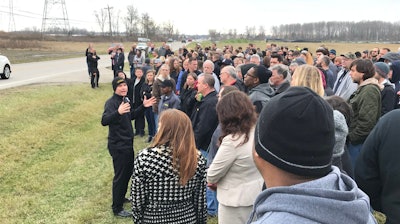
[143,96,156,107]
[118,101,131,115]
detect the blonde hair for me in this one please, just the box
[291,64,325,97]
[151,109,199,185]
[301,51,314,65]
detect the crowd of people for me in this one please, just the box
[99,41,400,223]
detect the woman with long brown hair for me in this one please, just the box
[207,91,263,224]
[131,109,207,224]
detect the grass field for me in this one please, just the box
[0,84,218,224]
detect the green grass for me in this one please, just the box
[0,83,217,224]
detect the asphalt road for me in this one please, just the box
[0,54,115,90]
[0,41,185,90]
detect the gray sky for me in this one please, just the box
[0,0,399,35]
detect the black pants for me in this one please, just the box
[134,106,145,135]
[90,71,99,88]
[109,147,134,213]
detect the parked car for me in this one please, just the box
[0,55,11,79]
[181,39,186,43]
[137,42,147,50]
[167,38,173,42]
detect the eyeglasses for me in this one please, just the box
[245,73,257,78]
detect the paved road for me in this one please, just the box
[0,54,115,90]
[0,41,185,90]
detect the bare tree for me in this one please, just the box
[113,10,121,35]
[94,9,107,35]
[125,5,139,37]
[161,21,174,38]
[208,29,217,41]
[140,13,157,39]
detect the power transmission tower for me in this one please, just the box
[41,0,70,34]
[8,0,16,32]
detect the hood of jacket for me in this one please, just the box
[249,83,275,97]
[249,166,375,224]
[360,77,383,90]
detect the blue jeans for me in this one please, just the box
[144,107,155,137]
[200,149,218,216]
[348,143,363,171]
[130,65,135,79]
[154,113,159,134]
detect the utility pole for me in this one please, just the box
[8,0,16,32]
[105,5,113,37]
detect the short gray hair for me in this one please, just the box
[270,64,290,79]
[223,65,238,79]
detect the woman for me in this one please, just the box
[140,70,156,143]
[179,72,197,117]
[169,57,181,83]
[131,109,207,224]
[133,50,144,76]
[152,64,176,131]
[291,64,325,97]
[207,91,263,224]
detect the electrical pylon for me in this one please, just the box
[41,0,70,34]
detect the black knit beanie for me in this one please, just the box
[255,86,335,177]
[253,65,272,84]
[112,77,126,91]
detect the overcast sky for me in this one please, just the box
[0,0,399,35]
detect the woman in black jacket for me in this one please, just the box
[180,72,198,117]
[140,70,156,143]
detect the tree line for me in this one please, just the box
[270,21,400,42]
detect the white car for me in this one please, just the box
[137,42,147,50]
[0,55,11,79]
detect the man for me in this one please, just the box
[113,48,125,77]
[347,59,382,168]
[316,47,339,80]
[101,77,155,217]
[333,52,358,100]
[378,47,390,62]
[248,87,376,224]
[370,47,379,62]
[355,109,400,224]
[191,74,218,154]
[250,54,261,65]
[329,49,336,62]
[269,53,283,67]
[269,64,290,95]
[190,74,218,217]
[374,62,397,115]
[158,42,167,57]
[179,58,200,91]
[201,60,220,92]
[219,65,246,92]
[317,55,335,90]
[380,52,400,63]
[244,65,275,113]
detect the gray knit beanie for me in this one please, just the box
[332,110,348,158]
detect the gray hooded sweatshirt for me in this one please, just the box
[247,166,377,224]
